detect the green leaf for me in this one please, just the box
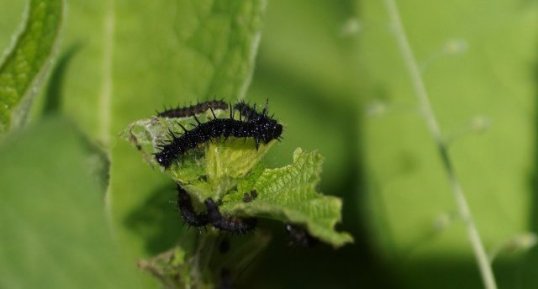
[220,148,353,247]
[0,117,146,289]
[16,0,268,269]
[70,0,267,262]
[0,0,63,133]
[58,0,268,142]
[123,111,352,247]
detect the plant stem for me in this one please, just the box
[382,1,498,288]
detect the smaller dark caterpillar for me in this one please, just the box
[155,102,282,168]
[284,223,319,247]
[176,184,209,227]
[157,100,228,118]
[233,100,267,121]
[176,184,257,233]
[205,198,257,234]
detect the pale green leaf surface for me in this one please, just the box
[0,117,144,289]
[220,148,354,247]
[0,0,63,133]
[59,0,266,141]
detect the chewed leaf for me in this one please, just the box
[124,114,351,247]
[203,138,276,198]
[220,148,354,247]
[122,111,275,201]
[123,105,351,247]
[0,0,63,133]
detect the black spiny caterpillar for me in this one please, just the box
[155,100,283,168]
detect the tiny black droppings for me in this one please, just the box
[242,190,258,203]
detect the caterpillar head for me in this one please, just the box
[155,149,173,168]
[256,116,283,143]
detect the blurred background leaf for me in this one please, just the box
[33,1,268,278]
[357,1,537,288]
[0,117,144,289]
[0,0,63,133]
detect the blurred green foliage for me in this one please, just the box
[358,1,537,288]
[0,117,144,289]
[0,0,537,288]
